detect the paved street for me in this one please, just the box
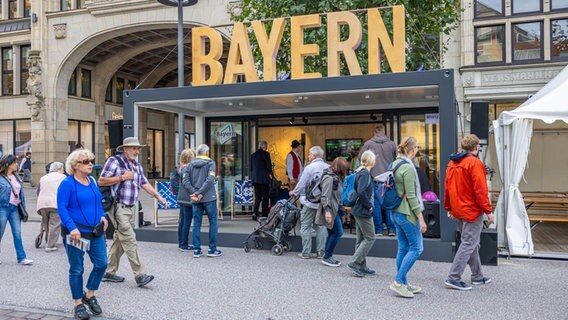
[0,305,76,320]
[1,206,567,320]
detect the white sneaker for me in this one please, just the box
[45,247,58,252]
[18,259,33,265]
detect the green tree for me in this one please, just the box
[228,0,460,77]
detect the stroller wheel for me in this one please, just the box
[34,233,43,248]
[281,240,292,253]
[254,240,262,249]
[244,243,251,253]
[271,244,283,256]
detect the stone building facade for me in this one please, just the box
[443,0,568,191]
[445,0,568,128]
[2,0,567,185]
[0,0,232,177]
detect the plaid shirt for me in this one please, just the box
[100,154,148,206]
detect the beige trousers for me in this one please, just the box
[37,208,61,249]
[106,204,144,277]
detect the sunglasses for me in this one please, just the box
[78,158,95,165]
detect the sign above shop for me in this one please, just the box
[111,112,123,120]
[216,123,237,144]
[480,69,561,86]
[192,6,405,86]
[425,113,439,125]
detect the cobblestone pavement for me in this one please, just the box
[0,305,74,319]
[1,187,566,319]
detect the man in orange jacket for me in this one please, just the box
[443,134,494,291]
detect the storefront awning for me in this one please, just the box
[125,71,448,118]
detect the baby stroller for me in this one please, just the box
[243,197,301,255]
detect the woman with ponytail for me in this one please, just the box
[388,137,427,298]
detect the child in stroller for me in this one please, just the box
[243,197,301,255]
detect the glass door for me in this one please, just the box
[146,129,164,178]
[400,113,440,195]
[208,119,256,213]
[385,110,440,196]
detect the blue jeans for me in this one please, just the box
[324,214,344,259]
[393,212,423,285]
[0,205,27,262]
[373,182,395,233]
[178,205,193,248]
[192,201,218,251]
[64,235,108,300]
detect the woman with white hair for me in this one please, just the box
[347,150,377,277]
[57,149,108,320]
[36,161,66,252]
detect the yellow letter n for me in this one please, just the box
[368,6,406,74]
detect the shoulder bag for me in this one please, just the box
[2,175,28,222]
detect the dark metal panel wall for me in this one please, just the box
[124,70,461,263]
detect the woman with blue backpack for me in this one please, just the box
[388,136,427,298]
[347,150,377,277]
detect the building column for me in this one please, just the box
[1,1,8,20]
[138,108,148,172]
[17,0,23,17]
[94,99,106,164]
[194,115,205,146]
[31,95,70,176]
[13,45,21,95]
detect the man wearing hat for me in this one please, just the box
[286,140,303,190]
[98,137,167,287]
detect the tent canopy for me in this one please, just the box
[495,64,568,256]
[501,65,568,125]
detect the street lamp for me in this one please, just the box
[157,0,198,5]
[157,0,199,162]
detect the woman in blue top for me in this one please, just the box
[0,154,32,265]
[57,149,108,320]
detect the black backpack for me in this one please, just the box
[100,155,127,212]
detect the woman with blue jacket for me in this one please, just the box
[0,154,32,265]
[347,150,377,277]
[57,149,108,320]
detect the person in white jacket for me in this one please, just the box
[36,162,66,252]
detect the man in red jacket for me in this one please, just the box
[443,134,494,291]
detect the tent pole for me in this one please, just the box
[500,117,510,256]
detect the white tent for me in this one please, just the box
[493,65,568,256]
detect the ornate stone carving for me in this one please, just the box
[54,23,67,39]
[25,51,44,122]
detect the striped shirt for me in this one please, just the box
[100,154,148,206]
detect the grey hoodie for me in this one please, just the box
[183,156,217,203]
[358,133,397,177]
[177,165,193,206]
